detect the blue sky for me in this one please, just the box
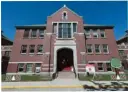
[1,1,127,41]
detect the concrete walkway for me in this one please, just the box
[2,78,128,89]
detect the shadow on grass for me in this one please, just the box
[82,81,128,91]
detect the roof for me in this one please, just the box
[84,24,114,28]
[117,30,128,42]
[50,5,82,18]
[15,24,46,29]
[2,34,13,45]
[16,24,114,29]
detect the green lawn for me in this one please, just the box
[78,74,128,81]
[21,75,52,81]
[2,74,53,82]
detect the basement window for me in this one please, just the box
[18,63,24,72]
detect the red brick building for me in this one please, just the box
[7,5,120,76]
[117,30,128,70]
[2,31,13,74]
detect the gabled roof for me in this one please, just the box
[50,5,82,18]
[117,30,128,42]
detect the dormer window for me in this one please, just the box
[62,11,67,20]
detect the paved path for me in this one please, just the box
[2,78,128,91]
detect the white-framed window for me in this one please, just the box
[86,44,93,54]
[4,51,11,57]
[26,63,33,72]
[95,44,101,54]
[37,45,43,54]
[106,63,112,71]
[53,23,57,34]
[21,45,27,54]
[58,23,72,38]
[29,45,35,54]
[31,29,37,38]
[100,29,106,38]
[62,11,67,20]
[92,29,98,38]
[102,44,109,54]
[85,29,91,38]
[98,63,104,71]
[39,29,44,38]
[18,63,24,72]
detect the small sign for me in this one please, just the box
[11,76,15,81]
[85,64,95,73]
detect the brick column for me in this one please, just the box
[24,63,27,72]
[32,63,35,73]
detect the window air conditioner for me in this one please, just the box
[35,67,41,73]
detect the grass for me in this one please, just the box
[21,75,52,81]
[2,74,6,81]
[2,74,53,82]
[78,74,128,81]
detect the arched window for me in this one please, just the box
[62,11,67,20]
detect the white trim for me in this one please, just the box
[52,21,78,24]
[88,61,110,63]
[78,64,86,66]
[43,64,53,66]
[45,33,52,35]
[42,68,53,70]
[80,52,85,55]
[45,52,50,54]
[9,61,43,64]
[78,68,86,69]
[77,33,84,35]
[53,43,78,75]
[118,49,128,50]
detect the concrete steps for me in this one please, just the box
[57,72,76,79]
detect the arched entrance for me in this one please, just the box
[57,48,74,72]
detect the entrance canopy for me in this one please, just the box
[110,57,122,68]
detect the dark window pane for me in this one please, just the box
[29,45,35,53]
[23,29,30,38]
[21,45,27,53]
[73,23,77,33]
[31,29,37,38]
[39,29,44,38]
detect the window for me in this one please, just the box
[21,45,27,54]
[26,63,33,72]
[4,51,11,56]
[35,63,41,73]
[98,63,104,71]
[92,29,98,38]
[119,50,125,55]
[18,63,24,72]
[100,29,106,38]
[37,45,43,54]
[86,44,93,53]
[53,23,57,34]
[31,29,37,38]
[62,12,67,20]
[73,23,77,33]
[39,29,44,38]
[23,29,30,38]
[29,45,35,54]
[103,44,109,54]
[85,29,91,38]
[106,63,112,71]
[95,44,101,54]
[58,23,71,38]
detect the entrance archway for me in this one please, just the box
[57,48,74,72]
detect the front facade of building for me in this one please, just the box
[1,32,13,74]
[117,31,128,70]
[7,5,120,76]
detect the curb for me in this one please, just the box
[2,85,128,89]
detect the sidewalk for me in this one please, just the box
[2,78,128,89]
